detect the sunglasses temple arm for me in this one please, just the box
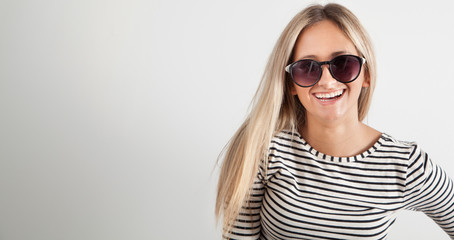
[362,58,366,64]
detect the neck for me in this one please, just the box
[300,113,380,157]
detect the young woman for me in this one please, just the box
[216,3,454,240]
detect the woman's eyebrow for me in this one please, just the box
[297,51,350,60]
[298,54,317,59]
[330,51,349,57]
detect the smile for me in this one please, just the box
[314,89,345,101]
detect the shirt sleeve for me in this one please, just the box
[223,162,266,240]
[403,144,454,239]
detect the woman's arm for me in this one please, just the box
[223,180,264,239]
[223,165,266,240]
[404,145,454,239]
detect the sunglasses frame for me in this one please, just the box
[285,54,366,87]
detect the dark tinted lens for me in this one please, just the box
[291,60,321,87]
[330,55,361,82]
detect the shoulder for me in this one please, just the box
[379,133,419,153]
[272,130,303,142]
[269,130,307,151]
[378,133,429,165]
[266,130,309,160]
[380,133,416,148]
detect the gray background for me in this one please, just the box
[1,0,454,239]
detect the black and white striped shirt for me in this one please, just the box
[227,131,454,240]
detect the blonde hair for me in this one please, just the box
[216,3,376,237]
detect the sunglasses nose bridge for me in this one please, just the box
[318,60,331,74]
[319,60,331,66]
[317,61,338,86]
[319,62,330,72]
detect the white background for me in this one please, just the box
[1,0,454,239]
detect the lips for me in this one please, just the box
[313,89,345,102]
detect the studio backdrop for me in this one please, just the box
[1,0,454,239]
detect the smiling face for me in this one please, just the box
[291,20,369,125]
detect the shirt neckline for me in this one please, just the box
[289,131,387,163]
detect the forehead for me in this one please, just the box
[292,20,358,61]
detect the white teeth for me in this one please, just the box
[315,89,344,99]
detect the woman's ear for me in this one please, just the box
[362,75,370,88]
[290,84,297,95]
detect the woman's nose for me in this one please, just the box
[317,65,338,87]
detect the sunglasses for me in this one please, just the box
[285,54,366,87]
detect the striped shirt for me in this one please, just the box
[227,131,454,240]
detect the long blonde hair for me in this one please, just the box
[216,3,376,236]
